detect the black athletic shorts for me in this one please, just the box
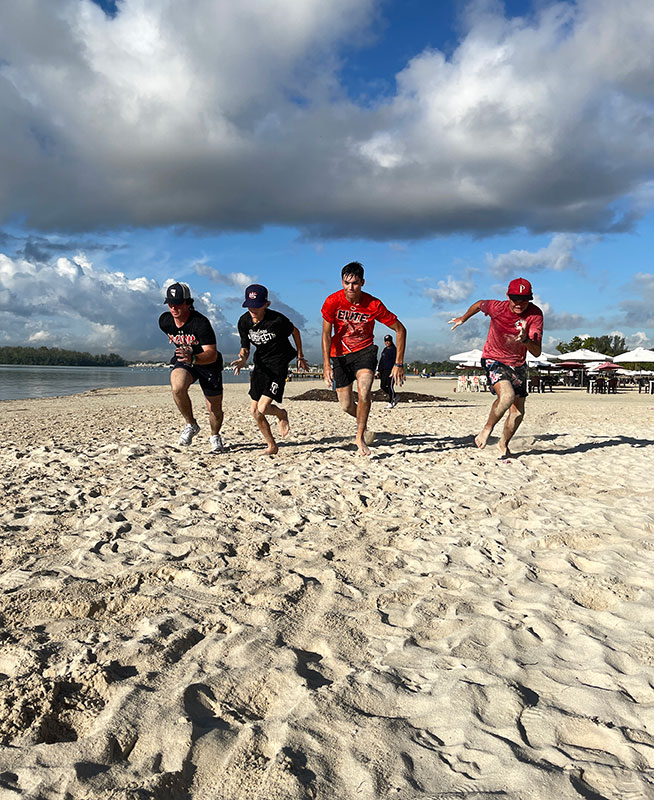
[249,365,288,403]
[171,358,223,397]
[481,358,528,398]
[331,344,378,390]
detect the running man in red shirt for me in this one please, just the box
[322,262,407,455]
[449,278,543,458]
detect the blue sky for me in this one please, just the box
[0,0,653,361]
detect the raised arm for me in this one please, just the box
[322,319,334,388]
[448,301,482,330]
[388,319,407,386]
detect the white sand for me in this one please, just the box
[1,379,653,799]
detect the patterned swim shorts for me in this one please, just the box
[481,358,528,398]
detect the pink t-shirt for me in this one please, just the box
[322,290,397,357]
[480,299,543,367]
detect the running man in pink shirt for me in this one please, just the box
[322,262,406,455]
[449,278,543,458]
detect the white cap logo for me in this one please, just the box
[249,291,257,298]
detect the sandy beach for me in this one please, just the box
[1,378,653,800]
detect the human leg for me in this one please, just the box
[336,384,357,417]
[204,393,224,436]
[251,397,279,455]
[170,366,196,424]
[497,396,525,457]
[354,369,375,456]
[475,380,516,449]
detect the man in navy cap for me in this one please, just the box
[231,284,308,455]
[449,277,543,458]
[158,282,225,451]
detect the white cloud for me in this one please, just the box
[487,233,589,277]
[619,272,654,328]
[0,251,236,359]
[194,264,254,289]
[0,0,653,237]
[424,274,475,307]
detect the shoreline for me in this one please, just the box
[1,381,653,798]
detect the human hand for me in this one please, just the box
[297,356,308,371]
[230,357,246,375]
[175,346,193,364]
[323,364,334,388]
[448,317,464,330]
[391,365,405,386]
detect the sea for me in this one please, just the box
[0,364,251,402]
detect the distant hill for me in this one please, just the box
[0,346,128,367]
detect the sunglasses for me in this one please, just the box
[508,294,530,302]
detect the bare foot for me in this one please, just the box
[262,442,279,456]
[475,426,492,449]
[356,436,371,456]
[497,442,511,459]
[363,430,375,445]
[278,410,290,438]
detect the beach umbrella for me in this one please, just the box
[554,348,613,361]
[449,348,483,363]
[587,361,620,372]
[613,347,654,363]
[553,361,585,368]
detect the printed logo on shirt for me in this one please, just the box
[270,381,279,395]
[336,310,371,323]
[249,329,277,345]
[168,333,198,346]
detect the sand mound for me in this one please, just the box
[292,388,446,402]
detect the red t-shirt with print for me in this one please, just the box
[480,299,543,367]
[322,290,397,357]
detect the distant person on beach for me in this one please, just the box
[378,334,398,409]
[322,262,406,456]
[158,282,225,452]
[448,277,543,458]
[231,284,308,455]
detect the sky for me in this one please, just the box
[0,0,653,362]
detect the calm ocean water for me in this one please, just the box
[0,364,251,402]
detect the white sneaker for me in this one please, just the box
[386,402,394,409]
[391,398,399,408]
[178,422,200,446]
[209,434,225,453]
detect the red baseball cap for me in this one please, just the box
[507,277,533,298]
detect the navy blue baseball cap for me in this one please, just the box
[242,284,268,308]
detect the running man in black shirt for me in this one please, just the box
[231,284,308,455]
[158,282,225,451]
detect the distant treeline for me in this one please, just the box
[556,334,626,357]
[407,360,455,374]
[0,346,128,367]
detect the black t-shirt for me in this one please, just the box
[159,308,220,367]
[238,309,297,374]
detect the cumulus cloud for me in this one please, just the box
[0,251,236,359]
[533,295,589,330]
[619,272,654,327]
[424,273,476,307]
[0,0,653,238]
[487,233,589,277]
[194,264,254,289]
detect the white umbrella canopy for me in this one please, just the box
[554,348,613,361]
[613,347,654,363]
[449,348,483,363]
[526,350,557,366]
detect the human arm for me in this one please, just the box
[175,343,218,365]
[291,327,309,371]
[448,301,482,330]
[517,324,542,357]
[387,320,406,386]
[230,346,250,375]
[322,319,334,388]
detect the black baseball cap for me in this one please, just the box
[242,284,269,308]
[384,334,393,342]
[164,282,192,304]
